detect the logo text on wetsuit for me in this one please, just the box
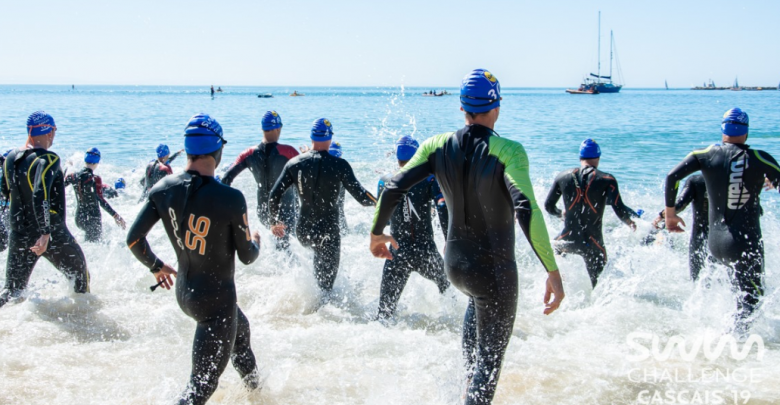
[728,159,750,210]
[185,214,211,255]
[169,208,185,249]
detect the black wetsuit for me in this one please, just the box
[64,167,119,242]
[663,174,710,281]
[336,186,349,235]
[127,171,260,405]
[269,150,376,292]
[545,165,638,287]
[222,142,299,249]
[141,151,182,196]
[376,174,449,319]
[371,125,558,405]
[665,142,780,328]
[0,148,89,307]
[0,155,8,252]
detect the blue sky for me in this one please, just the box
[1,0,778,87]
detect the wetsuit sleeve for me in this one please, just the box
[166,150,183,165]
[64,172,78,186]
[605,177,638,223]
[674,177,695,213]
[665,150,704,207]
[753,149,780,190]
[340,161,377,207]
[94,176,118,217]
[268,164,294,224]
[221,147,253,186]
[491,140,558,272]
[544,177,563,218]
[126,200,165,272]
[232,193,260,265]
[30,153,61,235]
[372,133,448,235]
[429,178,449,238]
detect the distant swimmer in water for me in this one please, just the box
[269,118,377,296]
[328,141,350,234]
[374,135,450,320]
[222,110,299,250]
[665,107,780,334]
[103,177,126,199]
[140,143,184,197]
[370,69,564,405]
[210,85,215,97]
[127,114,262,404]
[64,148,126,242]
[544,139,640,288]
[0,112,90,307]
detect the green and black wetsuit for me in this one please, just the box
[269,150,376,292]
[0,148,89,307]
[665,142,780,328]
[545,165,639,287]
[64,167,119,242]
[127,171,260,405]
[222,142,299,249]
[375,174,449,320]
[371,124,558,405]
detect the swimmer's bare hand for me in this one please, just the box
[370,233,398,260]
[252,231,261,247]
[153,264,178,290]
[271,223,286,238]
[651,215,664,230]
[627,220,637,231]
[664,208,686,233]
[30,234,50,256]
[114,214,126,229]
[543,270,564,315]
[764,177,776,191]
[299,145,311,153]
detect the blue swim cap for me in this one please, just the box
[156,144,170,159]
[115,178,126,189]
[460,69,501,114]
[396,136,419,161]
[329,142,343,158]
[84,147,101,164]
[721,107,749,137]
[311,118,334,141]
[579,138,601,159]
[27,111,56,137]
[261,110,283,131]
[184,113,227,155]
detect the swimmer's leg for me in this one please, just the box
[377,256,412,320]
[415,246,450,294]
[584,246,607,288]
[180,311,237,405]
[732,250,764,334]
[231,307,259,389]
[43,229,90,293]
[465,262,519,405]
[313,230,340,293]
[689,232,708,282]
[0,233,40,307]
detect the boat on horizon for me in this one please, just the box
[567,11,623,94]
[665,80,669,90]
[290,91,305,97]
[257,93,273,98]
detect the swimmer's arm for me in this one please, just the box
[665,153,701,208]
[166,150,184,165]
[31,154,59,235]
[63,172,78,186]
[268,165,294,223]
[221,147,253,186]
[126,200,165,271]
[544,178,563,218]
[430,179,449,239]
[340,162,376,207]
[754,150,780,191]
[232,195,260,265]
[1,161,9,201]
[371,158,432,235]
[94,176,118,217]
[674,177,695,213]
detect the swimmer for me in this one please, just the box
[140,143,183,197]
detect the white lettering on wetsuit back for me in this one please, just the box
[727,159,750,210]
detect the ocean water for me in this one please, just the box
[0,85,778,404]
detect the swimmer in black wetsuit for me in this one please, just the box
[328,142,350,234]
[0,149,11,252]
[649,174,710,281]
[665,108,780,333]
[222,110,299,250]
[375,136,450,320]
[370,70,564,405]
[140,143,183,197]
[0,112,90,307]
[126,114,262,404]
[544,139,640,288]
[269,118,377,295]
[64,148,126,242]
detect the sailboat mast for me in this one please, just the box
[597,11,601,84]
[609,30,613,81]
